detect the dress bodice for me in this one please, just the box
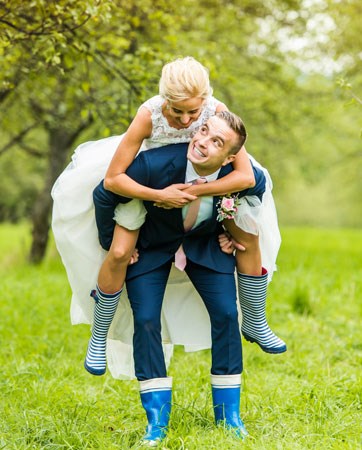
[140,95,220,150]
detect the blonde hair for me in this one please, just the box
[159,56,213,102]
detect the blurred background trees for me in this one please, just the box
[0,0,360,262]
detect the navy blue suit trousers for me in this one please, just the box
[126,260,242,381]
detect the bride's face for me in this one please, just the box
[165,97,205,129]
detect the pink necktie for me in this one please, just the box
[175,177,207,271]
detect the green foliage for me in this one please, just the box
[0,148,44,221]
[0,0,361,229]
[0,1,109,94]
[0,0,184,228]
[325,0,362,75]
[0,0,176,132]
[0,224,361,449]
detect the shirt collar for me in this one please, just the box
[186,160,220,183]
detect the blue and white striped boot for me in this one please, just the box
[139,377,172,447]
[211,374,248,439]
[84,286,122,375]
[238,268,286,354]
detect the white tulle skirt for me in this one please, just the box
[51,135,281,379]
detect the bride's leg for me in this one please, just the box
[223,219,262,276]
[223,219,286,354]
[85,226,139,375]
[98,225,139,293]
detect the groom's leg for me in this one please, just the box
[186,261,242,375]
[126,261,172,381]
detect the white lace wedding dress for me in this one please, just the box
[51,95,281,379]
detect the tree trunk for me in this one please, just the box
[29,129,72,263]
[28,114,94,263]
[29,129,70,264]
[29,187,53,264]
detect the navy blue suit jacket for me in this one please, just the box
[93,143,266,280]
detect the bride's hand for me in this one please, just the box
[154,184,197,209]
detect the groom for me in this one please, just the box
[93,111,266,444]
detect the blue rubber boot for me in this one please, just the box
[238,268,287,354]
[139,377,172,447]
[211,374,248,439]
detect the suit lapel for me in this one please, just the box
[210,163,233,220]
[155,149,188,227]
[166,153,188,186]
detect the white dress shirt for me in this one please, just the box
[182,161,221,229]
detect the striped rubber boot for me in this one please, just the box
[84,286,122,375]
[211,374,248,439]
[139,377,172,447]
[238,268,286,354]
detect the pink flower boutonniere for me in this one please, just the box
[216,194,241,222]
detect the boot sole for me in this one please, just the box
[84,360,106,376]
[242,332,287,354]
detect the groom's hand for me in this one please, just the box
[154,184,197,209]
[128,248,139,265]
[218,232,246,254]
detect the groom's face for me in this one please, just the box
[187,116,237,176]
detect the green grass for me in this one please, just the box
[0,224,361,449]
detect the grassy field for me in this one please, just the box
[0,224,361,449]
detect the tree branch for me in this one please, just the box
[0,123,39,156]
[0,6,92,37]
[63,113,95,148]
[351,91,362,106]
[18,143,45,158]
[93,51,142,96]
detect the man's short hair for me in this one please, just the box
[216,111,247,154]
